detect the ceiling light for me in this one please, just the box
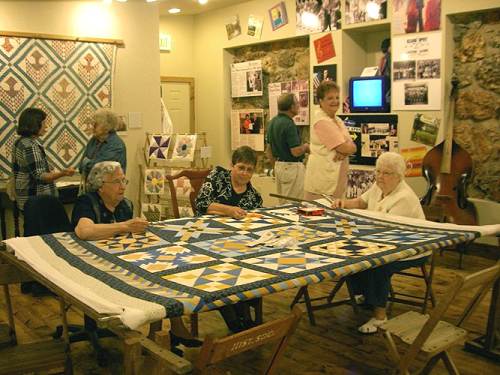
[168,8,181,14]
[116,0,128,3]
[198,0,208,5]
[146,0,158,3]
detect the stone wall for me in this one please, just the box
[453,11,499,202]
[229,37,310,172]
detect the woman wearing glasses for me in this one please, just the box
[331,152,426,334]
[72,161,147,241]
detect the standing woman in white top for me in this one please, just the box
[331,152,427,334]
[304,81,356,200]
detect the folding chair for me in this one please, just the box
[165,168,212,219]
[0,262,72,374]
[380,262,500,375]
[194,305,302,375]
[389,252,436,314]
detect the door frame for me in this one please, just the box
[160,76,195,133]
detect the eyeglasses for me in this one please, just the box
[103,178,129,186]
[375,170,395,177]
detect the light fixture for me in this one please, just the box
[366,1,381,20]
[146,0,158,3]
[116,0,128,3]
[168,8,181,14]
[198,0,208,5]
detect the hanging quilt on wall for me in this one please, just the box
[0,36,115,179]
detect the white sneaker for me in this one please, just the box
[358,317,388,334]
[354,294,365,305]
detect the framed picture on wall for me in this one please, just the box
[268,2,288,31]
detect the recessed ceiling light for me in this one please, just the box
[198,0,208,5]
[168,8,181,14]
[146,0,158,3]
[116,0,128,3]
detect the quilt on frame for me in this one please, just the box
[0,36,115,179]
[39,204,479,319]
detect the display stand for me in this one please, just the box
[139,133,210,219]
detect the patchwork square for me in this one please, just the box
[213,212,288,230]
[310,239,396,257]
[91,232,166,253]
[118,245,217,273]
[242,250,344,273]
[150,218,232,242]
[163,263,274,292]
[254,225,334,246]
[191,234,273,258]
[361,230,447,244]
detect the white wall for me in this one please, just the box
[160,15,195,78]
[0,0,161,207]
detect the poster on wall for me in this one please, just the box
[231,109,265,151]
[247,15,264,39]
[312,64,337,104]
[392,32,441,110]
[313,33,336,64]
[231,60,263,98]
[392,0,441,35]
[268,80,309,125]
[340,114,398,166]
[295,0,341,35]
[400,146,427,177]
[410,113,440,146]
[225,15,242,40]
[346,168,376,199]
[345,0,387,25]
[268,2,288,31]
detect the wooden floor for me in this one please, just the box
[1,249,499,375]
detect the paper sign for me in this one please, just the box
[314,33,336,64]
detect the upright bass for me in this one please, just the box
[420,77,477,225]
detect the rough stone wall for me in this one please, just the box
[229,37,310,172]
[453,12,500,202]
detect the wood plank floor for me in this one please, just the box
[1,249,499,375]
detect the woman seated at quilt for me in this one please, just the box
[331,152,427,334]
[195,146,264,333]
[72,161,201,356]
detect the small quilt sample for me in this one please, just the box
[144,169,165,195]
[40,204,480,319]
[171,134,197,161]
[147,134,171,160]
[141,203,162,222]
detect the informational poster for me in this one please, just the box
[392,32,441,110]
[312,64,337,104]
[231,109,265,151]
[231,60,263,98]
[225,15,242,40]
[268,79,309,125]
[392,0,441,35]
[313,33,336,64]
[296,0,341,35]
[400,146,428,177]
[345,0,387,25]
[340,114,398,166]
[346,168,376,199]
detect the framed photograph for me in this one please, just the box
[268,2,288,31]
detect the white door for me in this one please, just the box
[161,81,192,134]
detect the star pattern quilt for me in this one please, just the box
[0,36,115,178]
[41,205,479,318]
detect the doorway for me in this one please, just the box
[160,76,195,134]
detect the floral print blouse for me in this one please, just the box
[195,166,263,215]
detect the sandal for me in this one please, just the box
[358,317,387,334]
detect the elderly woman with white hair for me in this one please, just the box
[331,152,426,334]
[71,161,201,356]
[72,161,147,240]
[79,108,126,178]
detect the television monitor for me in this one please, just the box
[349,76,388,113]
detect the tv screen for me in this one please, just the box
[349,76,388,113]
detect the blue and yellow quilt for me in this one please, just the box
[42,205,479,317]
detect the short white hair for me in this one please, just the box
[86,161,122,192]
[91,108,119,132]
[376,152,406,179]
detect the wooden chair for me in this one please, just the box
[165,169,211,337]
[0,262,72,374]
[165,168,212,219]
[193,305,302,375]
[380,261,500,375]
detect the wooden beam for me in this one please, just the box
[0,30,125,47]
